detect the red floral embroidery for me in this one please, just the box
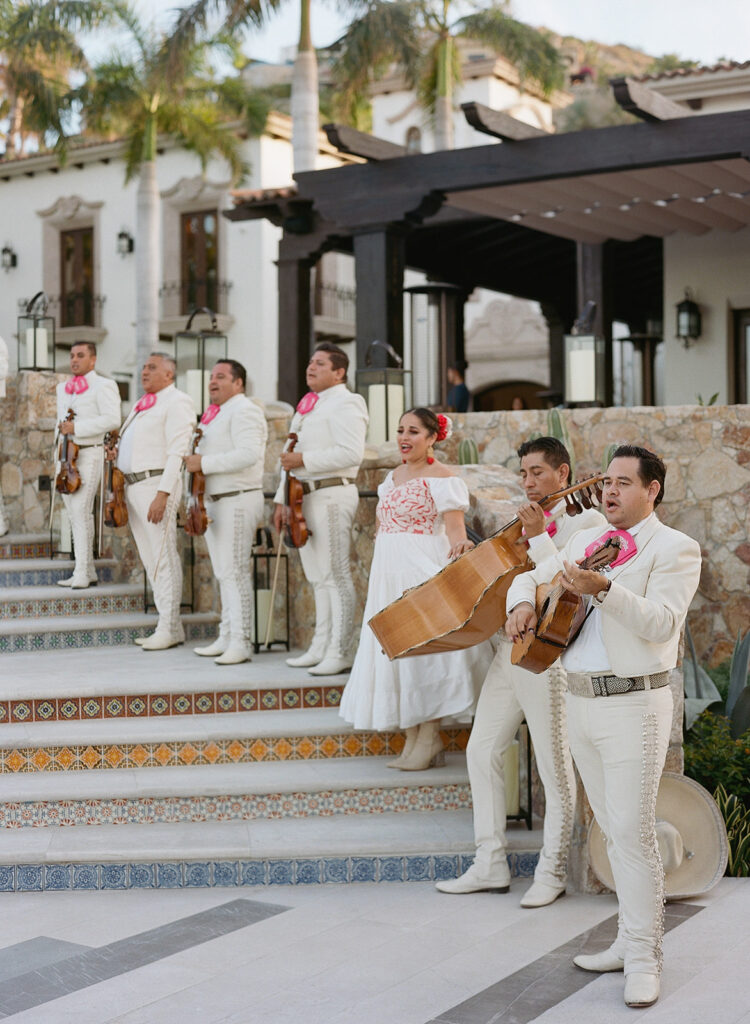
[377,478,440,535]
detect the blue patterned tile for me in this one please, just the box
[44,864,72,890]
[406,856,431,882]
[268,860,293,885]
[323,858,349,884]
[73,864,99,889]
[0,866,14,891]
[212,862,238,887]
[295,860,321,885]
[101,864,127,889]
[516,852,539,877]
[350,858,376,883]
[459,853,476,873]
[378,857,405,883]
[433,856,459,881]
[129,863,156,888]
[17,865,43,891]
[185,862,210,887]
[156,863,183,888]
[239,861,265,886]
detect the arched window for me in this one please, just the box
[405,126,422,154]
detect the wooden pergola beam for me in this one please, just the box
[461,102,548,141]
[322,123,407,161]
[610,76,690,122]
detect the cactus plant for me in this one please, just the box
[458,437,479,465]
[601,442,619,472]
[546,408,575,479]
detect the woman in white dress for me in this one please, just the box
[340,408,493,771]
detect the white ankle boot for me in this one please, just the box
[397,722,445,771]
[215,643,250,665]
[194,638,228,657]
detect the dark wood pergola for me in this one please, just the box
[227,105,750,405]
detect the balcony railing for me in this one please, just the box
[314,283,356,324]
[160,279,233,318]
[46,292,106,328]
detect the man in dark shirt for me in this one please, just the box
[446,364,470,412]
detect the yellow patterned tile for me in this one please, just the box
[104,745,124,767]
[296,737,315,759]
[81,746,101,769]
[225,740,246,761]
[57,747,76,769]
[249,739,269,761]
[32,749,52,770]
[6,750,26,772]
[320,736,339,758]
[343,736,362,757]
[154,744,173,766]
[131,745,149,767]
[273,739,293,760]
[366,734,386,755]
[202,742,221,764]
[179,743,198,765]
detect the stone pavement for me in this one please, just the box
[0,877,746,1022]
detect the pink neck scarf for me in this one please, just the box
[200,403,221,425]
[65,375,89,395]
[296,392,319,415]
[134,392,157,413]
[584,528,637,568]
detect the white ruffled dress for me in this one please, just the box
[339,472,493,731]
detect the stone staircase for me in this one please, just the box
[0,533,542,891]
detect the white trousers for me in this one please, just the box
[204,490,264,647]
[467,642,576,884]
[125,476,183,638]
[566,686,673,976]
[60,446,102,581]
[297,484,359,661]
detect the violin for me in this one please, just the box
[55,408,81,495]
[510,537,619,673]
[368,474,604,660]
[281,432,311,549]
[184,426,210,537]
[103,431,128,528]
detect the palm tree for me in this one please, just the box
[80,1,269,371]
[331,0,565,150]
[0,0,109,156]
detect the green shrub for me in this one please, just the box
[684,711,750,806]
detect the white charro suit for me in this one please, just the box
[468,503,605,887]
[117,384,196,639]
[274,384,368,663]
[507,515,701,977]
[197,394,268,649]
[55,370,121,582]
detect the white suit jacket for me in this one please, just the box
[197,394,268,495]
[526,502,607,569]
[56,370,121,445]
[273,383,368,503]
[506,515,702,677]
[117,384,196,495]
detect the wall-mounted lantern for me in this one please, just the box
[17,291,56,370]
[676,288,701,347]
[117,230,135,256]
[1,245,17,271]
[174,307,228,416]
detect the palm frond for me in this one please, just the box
[455,9,565,96]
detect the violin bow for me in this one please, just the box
[264,529,285,649]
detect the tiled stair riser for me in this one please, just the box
[0,852,540,892]
[0,621,217,654]
[0,729,470,773]
[0,566,117,588]
[0,541,51,559]
[0,592,142,620]
[0,783,473,828]
[0,685,347,724]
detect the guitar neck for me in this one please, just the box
[490,473,604,539]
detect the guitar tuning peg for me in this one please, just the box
[564,493,578,517]
[594,483,603,503]
[579,488,592,509]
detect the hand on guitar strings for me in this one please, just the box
[560,559,610,597]
[505,602,537,643]
[517,501,547,538]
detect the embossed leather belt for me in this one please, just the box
[206,488,261,502]
[567,671,670,698]
[122,469,164,485]
[300,477,353,495]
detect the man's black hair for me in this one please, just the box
[516,436,571,486]
[610,444,666,508]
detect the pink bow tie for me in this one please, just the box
[296,392,319,415]
[65,375,89,395]
[585,529,637,568]
[134,393,157,413]
[200,404,220,425]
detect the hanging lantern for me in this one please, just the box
[676,289,701,347]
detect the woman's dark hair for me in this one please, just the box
[610,444,666,507]
[402,407,440,438]
[516,436,571,486]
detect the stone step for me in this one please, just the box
[0,556,118,588]
[0,812,542,890]
[0,648,341,722]
[0,756,475,828]
[0,708,469,772]
[0,532,51,559]
[0,611,219,655]
[0,583,143,620]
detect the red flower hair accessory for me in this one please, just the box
[435,414,452,443]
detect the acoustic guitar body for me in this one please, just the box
[368,530,531,660]
[511,572,588,673]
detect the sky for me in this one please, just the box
[132,0,750,67]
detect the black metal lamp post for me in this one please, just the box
[174,307,228,416]
[17,291,56,370]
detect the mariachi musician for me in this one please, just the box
[54,342,120,588]
[183,359,268,665]
[436,436,606,906]
[272,343,368,676]
[114,352,195,650]
[505,445,701,1008]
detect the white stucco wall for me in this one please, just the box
[663,226,750,406]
